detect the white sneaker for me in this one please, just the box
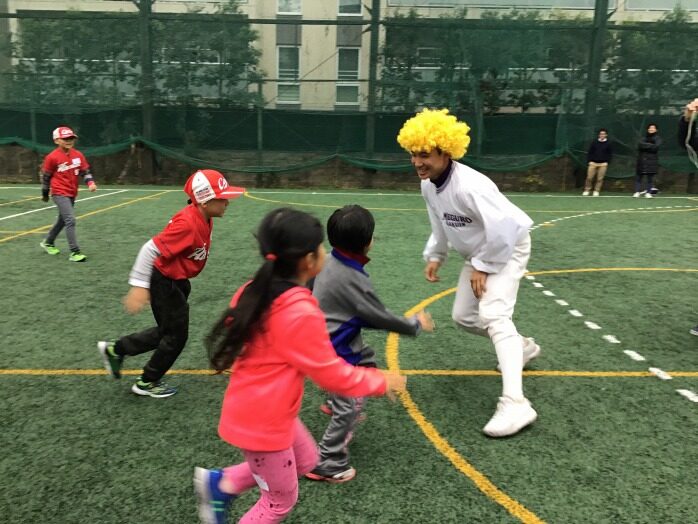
[582,191,590,196]
[645,193,652,198]
[483,396,537,437]
[522,337,541,367]
[592,191,600,197]
[632,192,640,197]
[496,337,541,371]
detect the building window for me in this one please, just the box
[416,47,439,68]
[278,0,301,15]
[336,85,359,104]
[278,84,301,103]
[278,46,300,103]
[337,48,359,104]
[338,48,359,81]
[338,0,362,15]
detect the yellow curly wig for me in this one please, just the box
[396,108,471,159]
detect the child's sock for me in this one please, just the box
[494,336,524,401]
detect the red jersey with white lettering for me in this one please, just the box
[42,147,90,198]
[152,204,213,280]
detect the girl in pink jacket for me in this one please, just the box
[194,208,406,524]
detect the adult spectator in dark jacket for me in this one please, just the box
[582,128,613,196]
[633,124,661,198]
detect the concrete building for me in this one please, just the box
[2,0,696,111]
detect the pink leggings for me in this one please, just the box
[223,419,319,523]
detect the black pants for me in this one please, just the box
[115,268,191,383]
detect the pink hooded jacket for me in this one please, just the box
[218,285,387,451]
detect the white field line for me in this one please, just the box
[0,186,177,192]
[676,389,698,403]
[1,187,696,199]
[0,190,129,222]
[649,368,672,380]
[623,350,646,361]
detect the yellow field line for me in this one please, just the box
[245,192,424,211]
[0,191,169,244]
[0,369,216,375]
[244,191,698,215]
[0,196,40,207]
[528,267,698,276]
[384,267,698,523]
[384,289,545,524]
[402,370,698,377]
[2,368,695,377]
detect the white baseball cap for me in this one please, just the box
[184,170,245,204]
[52,126,77,140]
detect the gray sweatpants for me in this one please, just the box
[316,393,365,472]
[45,195,79,252]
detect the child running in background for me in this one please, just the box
[305,205,434,483]
[98,170,244,398]
[39,126,97,262]
[194,208,407,524]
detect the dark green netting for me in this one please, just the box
[1,5,697,178]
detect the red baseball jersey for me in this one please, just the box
[153,204,213,280]
[42,147,90,198]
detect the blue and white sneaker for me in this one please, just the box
[690,325,698,336]
[194,467,236,524]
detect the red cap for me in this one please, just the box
[52,126,77,140]
[184,170,245,204]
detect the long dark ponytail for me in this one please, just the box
[206,208,324,372]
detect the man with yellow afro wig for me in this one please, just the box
[397,108,540,438]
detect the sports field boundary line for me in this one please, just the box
[1,368,696,377]
[384,289,545,524]
[384,267,698,523]
[0,189,129,221]
[0,190,169,244]
[0,186,178,193]
[2,186,697,199]
[0,195,41,207]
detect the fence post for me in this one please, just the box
[136,0,156,181]
[365,0,380,158]
[584,0,610,140]
[256,80,264,167]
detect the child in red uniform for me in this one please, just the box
[98,169,244,398]
[39,126,97,262]
[193,208,407,524]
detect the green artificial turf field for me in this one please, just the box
[1,186,696,523]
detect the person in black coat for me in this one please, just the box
[633,123,661,198]
[582,128,613,196]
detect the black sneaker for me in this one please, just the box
[131,378,177,398]
[305,466,356,484]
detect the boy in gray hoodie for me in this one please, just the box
[305,205,434,483]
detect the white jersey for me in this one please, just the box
[421,161,533,274]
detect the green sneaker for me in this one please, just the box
[68,251,87,262]
[131,378,178,398]
[97,341,123,379]
[40,241,60,255]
